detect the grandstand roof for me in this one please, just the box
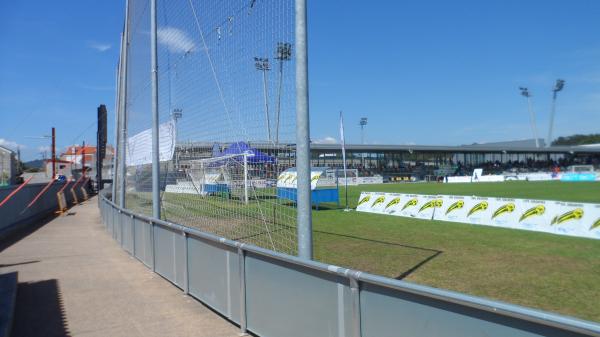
[311,143,600,154]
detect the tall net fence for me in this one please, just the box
[118,0,298,254]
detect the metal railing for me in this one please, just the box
[98,191,600,337]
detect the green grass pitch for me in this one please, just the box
[127,180,600,322]
[313,181,600,322]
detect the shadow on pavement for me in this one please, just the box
[12,279,70,337]
[0,215,58,254]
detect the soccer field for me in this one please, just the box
[127,180,600,322]
[312,180,600,322]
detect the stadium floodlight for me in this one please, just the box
[547,79,565,147]
[359,117,368,144]
[519,87,540,148]
[171,108,183,121]
[255,57,272,141]
[274,42,292,144]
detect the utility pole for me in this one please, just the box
[295,0,312,260]
[519,87,539,148]
[51,127,56,180]
[275,42,292,144]
[255,57,272,142]
[547,79,565,147]
[81,141,86,179]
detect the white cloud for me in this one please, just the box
[158,27,195,54]
[37,146,51,153]
[0,138,23,150]
[313,136,338,144]
[88,41,112,52]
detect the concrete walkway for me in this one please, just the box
[0,197,240,337]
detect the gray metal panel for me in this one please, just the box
[133,218,152,268]
[360,282,585,337]
[153,225,185,287]
[108,206,114,235]
[122,215,133,254]
[245,252,350,337]
[115,212,123,244]
[227,249,241,323]
[173,230,186,287]
[97,195,600,337]
[187,237,239,322]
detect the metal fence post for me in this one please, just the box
[150,0,161,220]
[118,0,130,210]
[183,231,189,294]
[112,43,121,203]
[295,0,312,260]
[238,246,248,335]
[349,273,362,337]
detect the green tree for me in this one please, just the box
[551,134,600,146]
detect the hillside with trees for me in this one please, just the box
[552,134,600,146]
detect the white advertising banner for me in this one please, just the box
[126,120,177,166]
[488,198,521,229]
[434,195,468,222]
[356,176,384,185]
[394,194,440,220]
[358,191,600,240]
[356,192,381,213]
[355,192,440,220]
[515,199,554,234]
[277,170,329,190]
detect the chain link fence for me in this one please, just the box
[117,0,298,254]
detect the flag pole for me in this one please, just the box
[340,111,350,211]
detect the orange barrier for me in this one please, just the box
[0,176,34,208]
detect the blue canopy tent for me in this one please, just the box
[219,142,276,164]
[197,142,276,201]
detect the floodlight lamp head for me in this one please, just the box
[171,108,183,120]
[519,87,530,97]
[553,79,565,92]
[276,42,292,61]
[254,57,270,70]
[359,117,368,126]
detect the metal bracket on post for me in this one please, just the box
[183,231,189,295]
[151,221,156,272]
[120,210,124,247]
[349,272,362,337]
[130,214,135,256]
[238,246,248,336]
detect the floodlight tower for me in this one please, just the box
[274,42,292,144]
[171,108,183,169]
[547,79,565,147]
[359,117,368,144]
[519,87,540,148]
[255,57,272,141]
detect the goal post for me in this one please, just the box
[187,152,254,204]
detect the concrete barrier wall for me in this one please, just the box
[99,194,600,337]
[0,181,90,237]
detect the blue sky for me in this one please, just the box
[1,1,599,160]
